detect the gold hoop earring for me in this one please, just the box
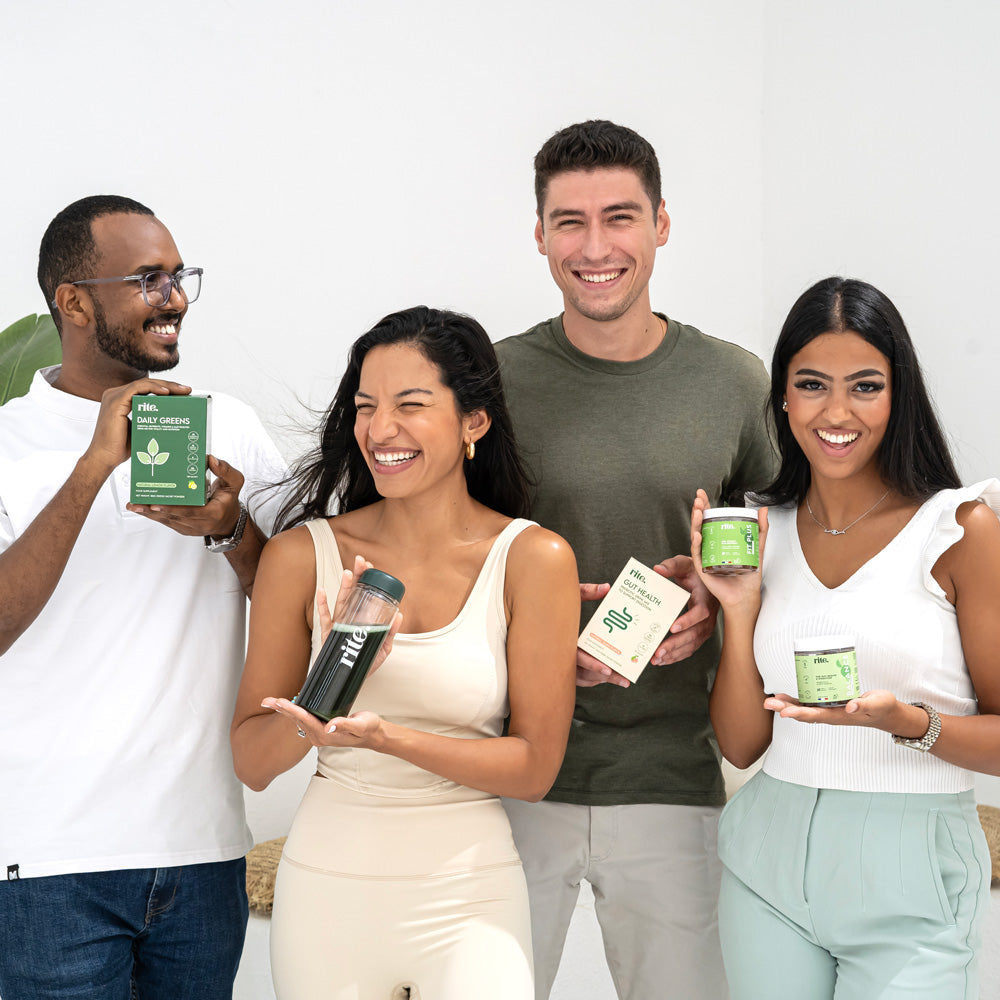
[465,440,475,460]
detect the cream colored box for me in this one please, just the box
[578,557,691,683]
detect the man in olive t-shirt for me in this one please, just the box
[497,121,773,1000]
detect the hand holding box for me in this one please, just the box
[578,557,691,684]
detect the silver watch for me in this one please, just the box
[204,502,248,553]
[891,702,942,752]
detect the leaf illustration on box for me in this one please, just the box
[137,438,170,477]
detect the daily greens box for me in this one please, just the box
[130,394,211,505]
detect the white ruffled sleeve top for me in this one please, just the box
[754,479,1000,794]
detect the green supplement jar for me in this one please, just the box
[700,508,759,575]
[794,635,860,707]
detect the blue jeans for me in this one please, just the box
[0,859,248,1000]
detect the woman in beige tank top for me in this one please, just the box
[231,306,580,999]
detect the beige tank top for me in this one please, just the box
[303,517,535,799]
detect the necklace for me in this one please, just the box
[805,489,890,536]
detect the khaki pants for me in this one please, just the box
[502,798,729,1000]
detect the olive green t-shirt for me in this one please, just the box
[495,315,774,806]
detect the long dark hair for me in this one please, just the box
[757,276,960,506]
[274,305,532,530]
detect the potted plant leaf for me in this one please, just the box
[0,314,61,406]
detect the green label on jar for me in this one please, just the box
[794,648,860,706]
[701,518,759,570]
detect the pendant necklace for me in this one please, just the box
[805,489,890,536]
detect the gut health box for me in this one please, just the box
[578,557,691,683]
[130,394,211,505]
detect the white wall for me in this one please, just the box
[3,2,999,997]
[0,0,765,456]
[2,0,992,528]
[762,0,1000,482]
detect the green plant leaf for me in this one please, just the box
[0,314,61,405]
[138,452,152,465]
[147,439,160,456]
[153,452,169,465]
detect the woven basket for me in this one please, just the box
[977,805,1000,883]
[246,836,287,914]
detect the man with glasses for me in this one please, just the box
[0,195,287,1000]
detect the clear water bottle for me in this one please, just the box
[294,568,405,722]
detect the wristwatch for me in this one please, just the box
[892,702,942,752]
[204,502,248,553]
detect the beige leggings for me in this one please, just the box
[270,854,533,999]
[269,776,534,999]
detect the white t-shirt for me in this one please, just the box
[0,367,287,878]
[755,479,1000,794]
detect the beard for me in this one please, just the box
[562,273,645,324]
[564,290,641,323]
[93,298,179,373]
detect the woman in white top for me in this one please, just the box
[692,277,1000,1000]
[231,306,579,999]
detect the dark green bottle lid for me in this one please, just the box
[358,568,405,605]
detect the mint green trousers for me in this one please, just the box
[717,771,990,1000]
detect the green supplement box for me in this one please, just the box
[130,394,211,505]
[578,557,691,683]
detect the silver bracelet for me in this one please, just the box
[204,501,248,553]
[891,702,942,753]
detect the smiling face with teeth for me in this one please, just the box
[83,213,188,378]
[784,330,892,483]
[353,343,489,500]
[535,167,669,329]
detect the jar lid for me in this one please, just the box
[358,568,405,604]
[703,507,756,520]
[794,635,855,652]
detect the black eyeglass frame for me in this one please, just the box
[58,267,204,308]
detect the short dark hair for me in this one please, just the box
[38,195,154,330]
[757,276,960,506]
[273,305,532,531]
[534,120,662,218]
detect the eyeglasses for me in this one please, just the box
[67,267,203,308]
